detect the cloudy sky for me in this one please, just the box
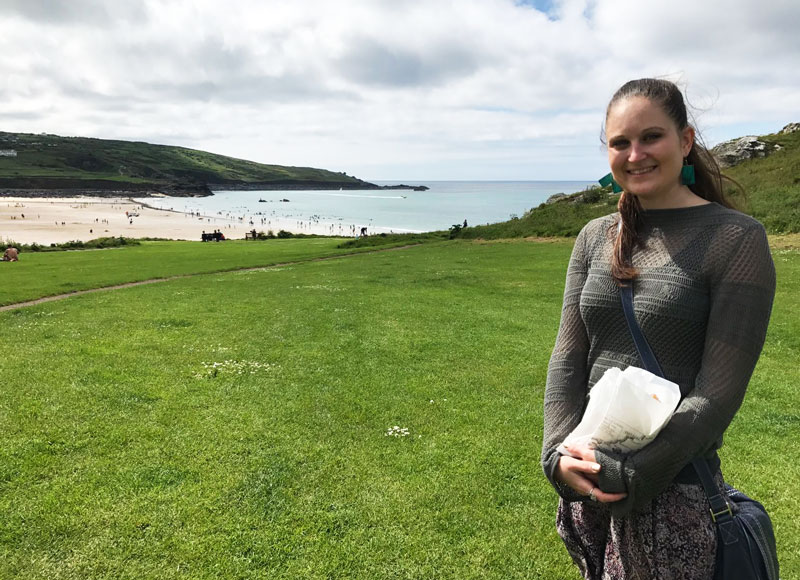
[1,0,798,181]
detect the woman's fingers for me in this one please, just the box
[556,457,598,490]
[590,488,627,503]
[561,455,600,475]
[556,455,627,503]
[576,460,601,475]
[564,444,597,464]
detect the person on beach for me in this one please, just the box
[541,78,776,579]
[2,244,19,261]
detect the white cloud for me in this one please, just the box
[0,0,797,180]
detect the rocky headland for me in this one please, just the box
[0,131,427,198]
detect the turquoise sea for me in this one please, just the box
[137,180,595,234]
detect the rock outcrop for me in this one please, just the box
[780,122,800,134]
[711,136,781,168]
[545,192,568,204]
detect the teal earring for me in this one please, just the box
[599,173,622,193]
[680,161,696,185]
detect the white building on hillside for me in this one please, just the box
[0,149,17,157]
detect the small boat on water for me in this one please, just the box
[258,198,266,202]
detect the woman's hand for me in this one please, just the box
[555,444,627,503]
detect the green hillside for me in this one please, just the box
[728,129,800,233]
[0,131,376,195]
[454,125,800,239]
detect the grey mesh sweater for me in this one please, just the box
[541,202,776,516]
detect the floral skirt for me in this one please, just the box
[556,473,723,580]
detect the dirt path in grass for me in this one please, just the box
[0,244,421,313]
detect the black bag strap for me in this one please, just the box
[618,284,734,524]
[619,284,664,376]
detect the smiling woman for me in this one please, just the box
[541,78,777,580]
[605,96,695,209]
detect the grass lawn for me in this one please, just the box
[0,238,414,307]
[0,239,797,578]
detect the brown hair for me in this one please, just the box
[604,78,738,282]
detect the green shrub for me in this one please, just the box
[578,187,604,204]
[15,236,141,253]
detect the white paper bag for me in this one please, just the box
[557,366,681,456]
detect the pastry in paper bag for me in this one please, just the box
[557,366,681,455]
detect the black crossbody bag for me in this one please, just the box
[619,284,779,580]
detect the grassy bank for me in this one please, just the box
[727,128,800,233]
[1,239,797,578]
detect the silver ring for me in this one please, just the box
[588,487,598,502]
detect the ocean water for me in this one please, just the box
[137,180,595,234]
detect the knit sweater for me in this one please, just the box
[541,202,776,516]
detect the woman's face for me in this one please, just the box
[605,96,694,209]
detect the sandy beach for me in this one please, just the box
[0,196,349,245]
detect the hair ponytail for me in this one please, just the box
[611,191,643,283]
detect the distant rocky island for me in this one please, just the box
[373,184,429,191]
[0,131,427,197]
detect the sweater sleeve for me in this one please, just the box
[594,222,776,515]
[541,223,593,502]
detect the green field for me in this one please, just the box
[1,238,797,578]
[0,239,419,308]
